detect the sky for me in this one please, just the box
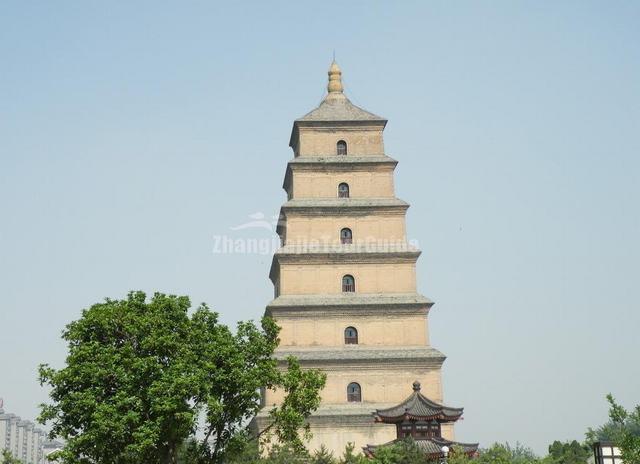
[1,0,639,455]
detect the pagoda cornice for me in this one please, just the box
[278,198,409,221]
[276,243,419,259]
[287,155,397,166]
[294,119,387,128]
[265,293,433,318]
[273,346,445,369]
[282,197,408,210]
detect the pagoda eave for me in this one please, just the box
[373,412,463,423]
[265,293,434,318]
[273,347,446,369]
[279,198,409,217]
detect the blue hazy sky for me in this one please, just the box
[1,1,639,454]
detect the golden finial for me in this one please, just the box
[327,60,344,96]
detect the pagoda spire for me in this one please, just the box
[326,60,345,100]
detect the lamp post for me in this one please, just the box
[593,442,623,464]
[441,445,450,464]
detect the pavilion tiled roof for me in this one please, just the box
[374,381,464,422]
[363,437,479,459]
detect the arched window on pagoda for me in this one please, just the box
[347,382,361,402]
[338,182,350,198]
[344,326,358,344]
[340,228,353,244]
[337,140,347,156]
[342,275,355,293]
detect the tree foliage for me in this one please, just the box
[586,395,640,447]
[339,442,368,464]
[603,394,640,464]
[478,443,539,464]
[545,440,591,464]
[38,291,325,464]
[425,443,540,464]
[369,438,428,464]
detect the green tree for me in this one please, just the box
[339,442,367,464]
[446,445,474,464]
[476,443,539,464]
[604,394,640,464]
[38,291,325,464]
[2,449,24,464]
[545,440,590,464]
[586,396,640,447]
[261,444,310,464]
[311,445,337,464]
[369,438,428,464]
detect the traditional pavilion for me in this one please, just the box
[363,381,478,458]
[251,61,476,456]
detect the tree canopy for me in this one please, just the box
[38,291,325,464]
[602,394,640,464]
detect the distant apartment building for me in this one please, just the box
[0,404,46,464]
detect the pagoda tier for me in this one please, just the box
[266,293,434,349]
[283,155,399,192]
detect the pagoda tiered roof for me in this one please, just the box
[374,381,463,423]
[289,61,387,147]
[295,92,386,123]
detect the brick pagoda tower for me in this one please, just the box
[253,62,469,455]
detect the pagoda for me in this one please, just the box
[252,61,474,455]
[363,381,478,458]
